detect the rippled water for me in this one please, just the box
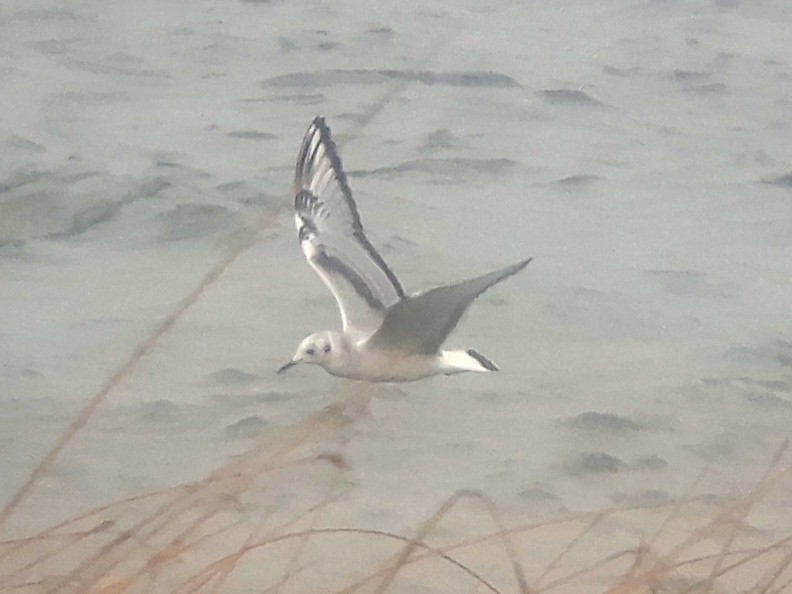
[1,0,791,583]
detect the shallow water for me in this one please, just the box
[1,0,791,589]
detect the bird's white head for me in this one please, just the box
[277,330,338,375]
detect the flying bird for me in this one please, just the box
[278,117,532,382]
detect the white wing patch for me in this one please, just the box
[293,117,405,335]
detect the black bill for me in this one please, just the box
[277,360,299,374]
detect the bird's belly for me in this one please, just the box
[328,350,439,383]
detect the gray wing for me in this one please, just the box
[294,116,406,334]
[365,257,533,354]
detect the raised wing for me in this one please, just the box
[294,117,406,334]
[365,258,533,354]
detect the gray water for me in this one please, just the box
[1,0,791,587]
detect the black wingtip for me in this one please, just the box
[467,349,499,372]
[311,115,328,133]
[298,116,407,301]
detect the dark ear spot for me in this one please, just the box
[323,344,331,353]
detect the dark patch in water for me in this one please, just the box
[366,26,395,38]
[46,177,170,240]
[68,60,170,78]
[4,135,45,153]
[761,173,792,188]
[12,9,84,21]
[317,41,341,52]
[388,234,419,247]
[646,269,723,297]
[538,89,604,106]
[518,486,560,502]
[139,399,180,422]
[210,391,292,408]
[0,242,32,257]
[631,455,668,471]
[243,93,325,106]
[737,377,790,392]
[727,341,792,369]
[227,130,277,141]
[250,391,293,404]
[206,368,260,387]
[55,90,129,105]
[684,83,728,95]
[565,452,625,475]
[214,181,246,193]
[556,174,600,186]
[685,441,735,460]
[612,489,670,504]
[565,411,642,432]
[30,38,82,54]
[669,69,710,83]
[642,489,670,502]
[715,0,740,8]
[775,340,792,367]
[262,69,520,89]
[603,65,641,77]
[278,37,299,52]
[0,170,52,193]
[747,393,792,408]
[156,203,235,242]
[349,158,515,181]
[417,129,465,153]
[225,415,267,438]
[154,160,211,179]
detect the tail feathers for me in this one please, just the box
[467,349,499,371]
[440,349,499,374]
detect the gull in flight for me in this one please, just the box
[277,117,532,382]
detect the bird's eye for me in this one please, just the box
[306,348,315,356]
[323,344,331,353]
